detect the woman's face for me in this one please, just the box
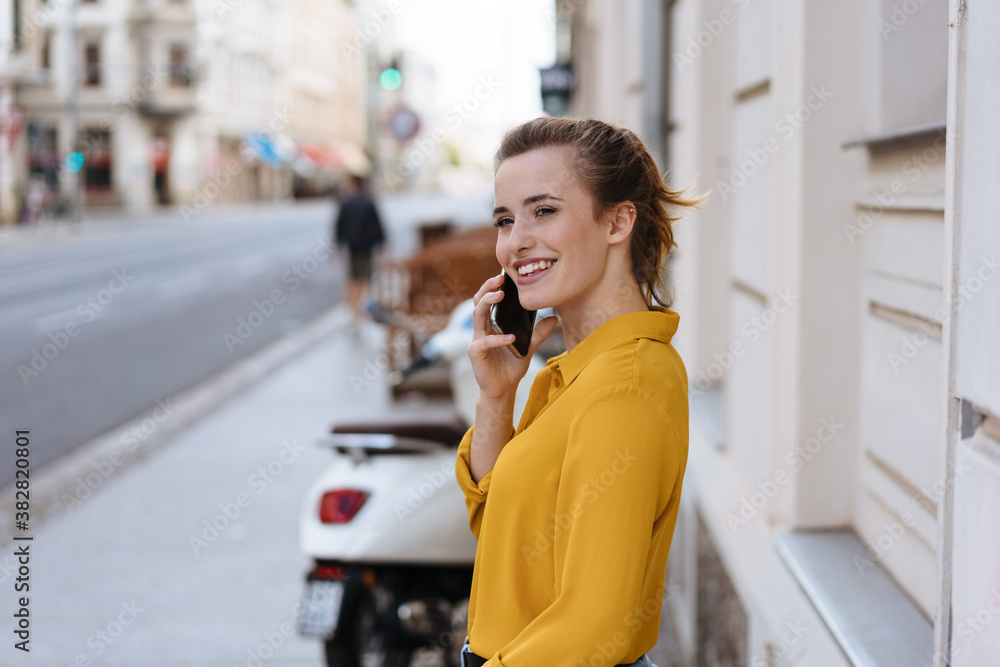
[493,146,612,312]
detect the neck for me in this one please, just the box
[556,279,650,351]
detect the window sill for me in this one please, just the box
[842,121,946,150]
[856,194,945,214]
[772,530,934,667]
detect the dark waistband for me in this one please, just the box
[462,646,646,667]
[462,648,488,667]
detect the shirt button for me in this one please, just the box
[553,378,561,387]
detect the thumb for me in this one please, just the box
[526,315,560,359]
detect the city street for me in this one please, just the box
[0,0,994,663]
[0,193,493,665]
[0,202,344,486]
[0,192,495,487]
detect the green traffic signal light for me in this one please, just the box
[379,67,403,91]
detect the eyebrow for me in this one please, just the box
[493,193,564,216]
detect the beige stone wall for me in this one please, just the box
[563,0,994,663]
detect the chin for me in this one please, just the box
[517,291,554,312]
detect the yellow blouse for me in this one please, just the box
[455,307,689,666]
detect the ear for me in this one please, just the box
[607,202,637,246]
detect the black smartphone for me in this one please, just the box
[489,270,537,358]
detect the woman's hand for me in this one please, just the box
[468,273,559,401]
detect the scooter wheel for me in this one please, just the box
[355,587,413,667]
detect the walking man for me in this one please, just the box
[333,174,386,332]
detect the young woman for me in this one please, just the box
[454,117,700,666]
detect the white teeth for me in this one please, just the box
[517,260,554,276]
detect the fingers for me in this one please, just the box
[472,273,505,336]
[473,273,505,305]
[473,289,504,335]
[468,331,516,358]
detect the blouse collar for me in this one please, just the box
[545,307,680,385]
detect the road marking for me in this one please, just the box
[158,272,209,300]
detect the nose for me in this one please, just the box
[505,217,532,256]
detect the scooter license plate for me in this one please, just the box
[296,580,345,637]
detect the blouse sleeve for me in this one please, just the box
[483,385,682,666]
[455,425,492,539]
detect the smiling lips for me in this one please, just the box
[516,259,556,277]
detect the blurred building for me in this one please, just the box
[281,0,366,198]
[0,0,22,223]
[561,0,1000,665]
[191,0,284,208]
[0,0,366,222]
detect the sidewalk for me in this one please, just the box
[0,304,454,665]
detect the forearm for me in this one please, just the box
[469,392,516,483]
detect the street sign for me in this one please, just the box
[385,105,420,141]
[540,63,575,116]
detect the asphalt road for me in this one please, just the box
[0,202,345,487]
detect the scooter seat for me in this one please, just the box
[331,414,469,448]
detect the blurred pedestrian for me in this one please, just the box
[23,175,48,225]
[456,117,703,666]
[333,174,386,331]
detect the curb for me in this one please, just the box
[1,303,352,546]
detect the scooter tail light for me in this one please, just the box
[319,488,370,524]
[313,565,347,581]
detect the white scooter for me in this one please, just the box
[297,299,554,667]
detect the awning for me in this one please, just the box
[336,142,372,177]
[293,141,372,177]
[298,143,341,169]
[243,132,283,167]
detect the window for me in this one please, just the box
[81,129,112,192]
[169,45,191,86]
[84,43,101,86]
[27,123,60,188]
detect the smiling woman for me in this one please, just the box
[454,117,704,666]
[490,118,700,348]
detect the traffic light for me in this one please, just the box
[379,60,403,91]
[379,67,402,91]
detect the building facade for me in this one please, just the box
[281,0,366,196]
[564,0,1000,665]
[0,0,365,223]
[0,0,24,223]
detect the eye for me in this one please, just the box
[493,217,513,229]
[535,206,556,217]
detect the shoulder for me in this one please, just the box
[583,336,686,397]
[571,338,687,430]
